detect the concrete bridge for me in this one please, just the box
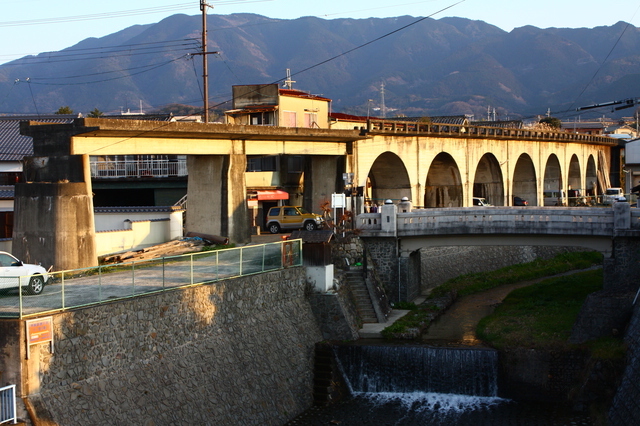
[15,117,616,270]
[356,202,640,302]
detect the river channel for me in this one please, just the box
[287,272,599,425]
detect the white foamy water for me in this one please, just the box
[357,391,507,414]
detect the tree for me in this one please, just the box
[55,106,73,114]
[88,108,103,118]
[539,116,562,129]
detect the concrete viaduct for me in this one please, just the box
[15,117,616,271]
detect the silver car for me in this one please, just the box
[0,252,50,295]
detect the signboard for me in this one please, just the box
[332,193,346,208]
[26,317,54,358]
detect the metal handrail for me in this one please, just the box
[0,384,17,425]
[90,158,188,178]
[0,240,302,319]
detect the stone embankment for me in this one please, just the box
[23,267,324,425]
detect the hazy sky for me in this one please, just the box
[1,0,639,65]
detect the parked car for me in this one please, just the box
[472,197,492,206]
[266,206,324,234]
[602,188,625,205]
[0,252,50,295]
[513,196,528,206]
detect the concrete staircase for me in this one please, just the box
[344,268,378,323]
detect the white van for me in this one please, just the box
[543,190,567,206]
[472,197,492,206]
[602,188,625,205]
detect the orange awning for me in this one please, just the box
[256,190,289,201]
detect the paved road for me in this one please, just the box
[0,242,292,318]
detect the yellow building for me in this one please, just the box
[225,83,330,129]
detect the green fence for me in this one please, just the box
[0,239,302,319]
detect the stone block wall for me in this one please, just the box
[608,303,640,425]
[25,267,323,426]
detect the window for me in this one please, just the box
[247,156,278,172]
[304,112,318,128]
[282,111,297,127]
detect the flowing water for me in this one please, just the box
[287,343,594,425]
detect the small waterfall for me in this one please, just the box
[333,344,500,397]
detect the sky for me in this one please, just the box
[1,0,640,66]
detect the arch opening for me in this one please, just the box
[512,153,537,206]
[473,153,504,206]
[424,153,463,208]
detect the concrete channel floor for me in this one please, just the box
[358,296,427,339]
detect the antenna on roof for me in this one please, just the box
[283,69,296,89]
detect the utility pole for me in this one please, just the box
[192,1,219,122]
[201,0,211,122]
[380,82,386,118]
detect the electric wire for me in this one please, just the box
[77,0,467,154]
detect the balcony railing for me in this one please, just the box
[90,159,188,178]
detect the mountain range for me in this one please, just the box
[1,13,639,121]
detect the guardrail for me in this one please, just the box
[0,384,16,425]
[0,240,302,319]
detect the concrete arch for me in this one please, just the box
[473,153,504,206]
[543,154,564,206]
[512,153,538,206]
[586,155,597,198]
[424,152,463,208]
[365,151,412,205]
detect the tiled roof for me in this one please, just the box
[472,120,524,129]
[0,115,77,161]
[0,114,174,162]
[278,89,331,102]
[384,116,469,125]
[0,186,14,199]
[94,206,183,213]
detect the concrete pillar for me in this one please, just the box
[13,154,97,271]
[186,155,249,244]
[380,200,397,235]
[304,156,342,213]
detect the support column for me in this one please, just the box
[186,154,249,244]
[13,155,97,270]
[303,156,343,213]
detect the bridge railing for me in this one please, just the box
[356,205,640,235]
[366,119,617,145]
[0,239,302,319]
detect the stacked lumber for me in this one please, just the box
[100,238,208,264]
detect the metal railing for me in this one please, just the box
[0,385,16,425]
[90,158,188,178]
[0,240,302,319]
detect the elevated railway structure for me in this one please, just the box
[15,118,616,270]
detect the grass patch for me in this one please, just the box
[585,336,627,360]
[380,304,441,339]
[428,251,602,299]
[476,269,603,349]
